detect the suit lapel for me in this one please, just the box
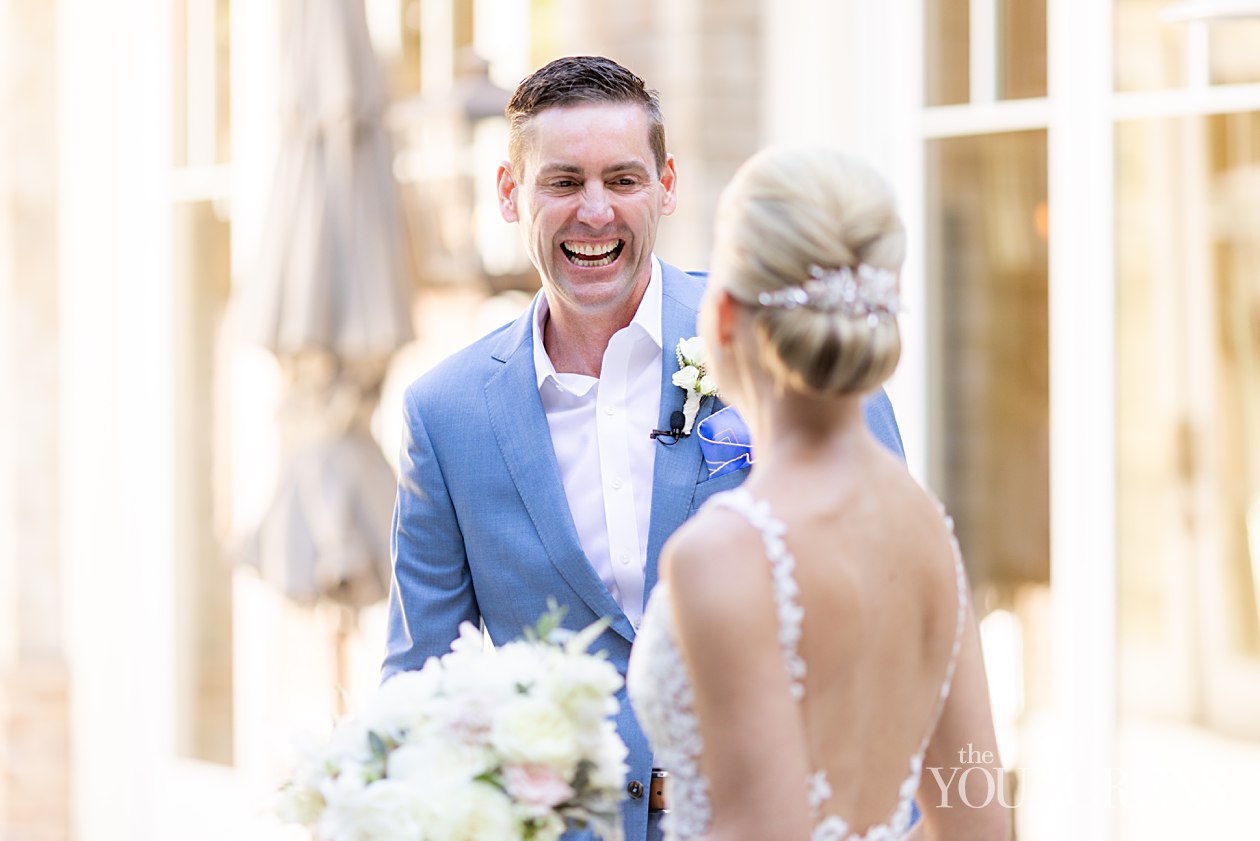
[484,303,635,643]
[643,266,716,602]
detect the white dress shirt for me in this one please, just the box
[532,258,664,628]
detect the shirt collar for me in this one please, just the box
[532,255,664,392]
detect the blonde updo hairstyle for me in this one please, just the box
[711,146,905,398]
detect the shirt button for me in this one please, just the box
[619,552,632,565]
[611,477,624,490]
[604,405,616,415]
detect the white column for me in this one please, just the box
[58,2,175,840]
[1047,0,1117,837]
[227,0,287,796]
[760,0,843,147]
[420,0,457,95]
[759,0,929,477]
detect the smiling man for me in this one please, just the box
[382,56,903,841]
[497,69,676,377]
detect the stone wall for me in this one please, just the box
[0,663,70,841]
[0,0,71,838]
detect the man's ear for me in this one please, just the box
[659,153,678,217]
[497,162,519,223]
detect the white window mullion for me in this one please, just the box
[1187,21,1213,88]
[186,0,219,168]
[1162,0,1260,22]
[1112,82,1260,120]
[921,97,1051,138]
[970,0,999,103]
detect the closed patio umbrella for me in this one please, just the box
[239,0,413,610]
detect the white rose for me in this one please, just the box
[323,718,373,768]
[421,692,498,745]
[388,738,492,786]
[535,654,621,730]
[514,808,567,841]
[696,373,718,396]
[273,784,325,828]
[287,730,342,793]
[318,759,375,806]
[441,647,519,707]
[672,365,700,390]
[316,778,429,841]
[678,336,708,366]
[449,620,486,655]
[491,695,581,776]
[581,721,630,792]
[362,667,442,738]
[427,780,518,841]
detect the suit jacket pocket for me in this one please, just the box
[689,466,750,514]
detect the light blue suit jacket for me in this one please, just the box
[383,262,905,840]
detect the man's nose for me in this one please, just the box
[576,184,615,228]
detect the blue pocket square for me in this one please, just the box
[697,405,754,480]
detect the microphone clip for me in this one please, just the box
[649,410,690,442]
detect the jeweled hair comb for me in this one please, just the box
[756,264,901,327]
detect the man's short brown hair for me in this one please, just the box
[506,55,667,179]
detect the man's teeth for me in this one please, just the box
[563,241,621,266]
[566,241,618,256]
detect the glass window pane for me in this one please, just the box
[1115,0,1188,91]
[999,0,1046,99]
[925,130,1050,592]
[1116,112,1260,734]
[925,0,970,106]
[1211,20,1260,85]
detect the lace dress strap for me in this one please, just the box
[708,488,807,700]
[914,506,970,758]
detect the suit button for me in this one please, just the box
[627,780,644,799]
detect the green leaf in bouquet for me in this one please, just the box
[526,598,569,642]
[368,730,389,763]
[571,758,595,793]
[566,616,612,656]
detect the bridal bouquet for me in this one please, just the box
[275,607,628,841]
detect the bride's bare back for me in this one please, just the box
[663,428,1007,841]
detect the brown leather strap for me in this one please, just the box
[649,769,669,813]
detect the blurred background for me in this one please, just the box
[2,0,1259,839]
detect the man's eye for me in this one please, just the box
[552,179,578,188]
[612,178,638,187]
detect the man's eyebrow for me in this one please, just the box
[537,163,584,176]
[603,161,650,176]
[535,161,651,177]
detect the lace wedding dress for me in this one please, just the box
[627,488,968,841]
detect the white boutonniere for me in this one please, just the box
[672,337,719,435]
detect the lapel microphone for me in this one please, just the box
[649,410,688,441]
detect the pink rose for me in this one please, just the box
[502,764,576,813]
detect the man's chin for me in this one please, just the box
[547,267,644,315]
